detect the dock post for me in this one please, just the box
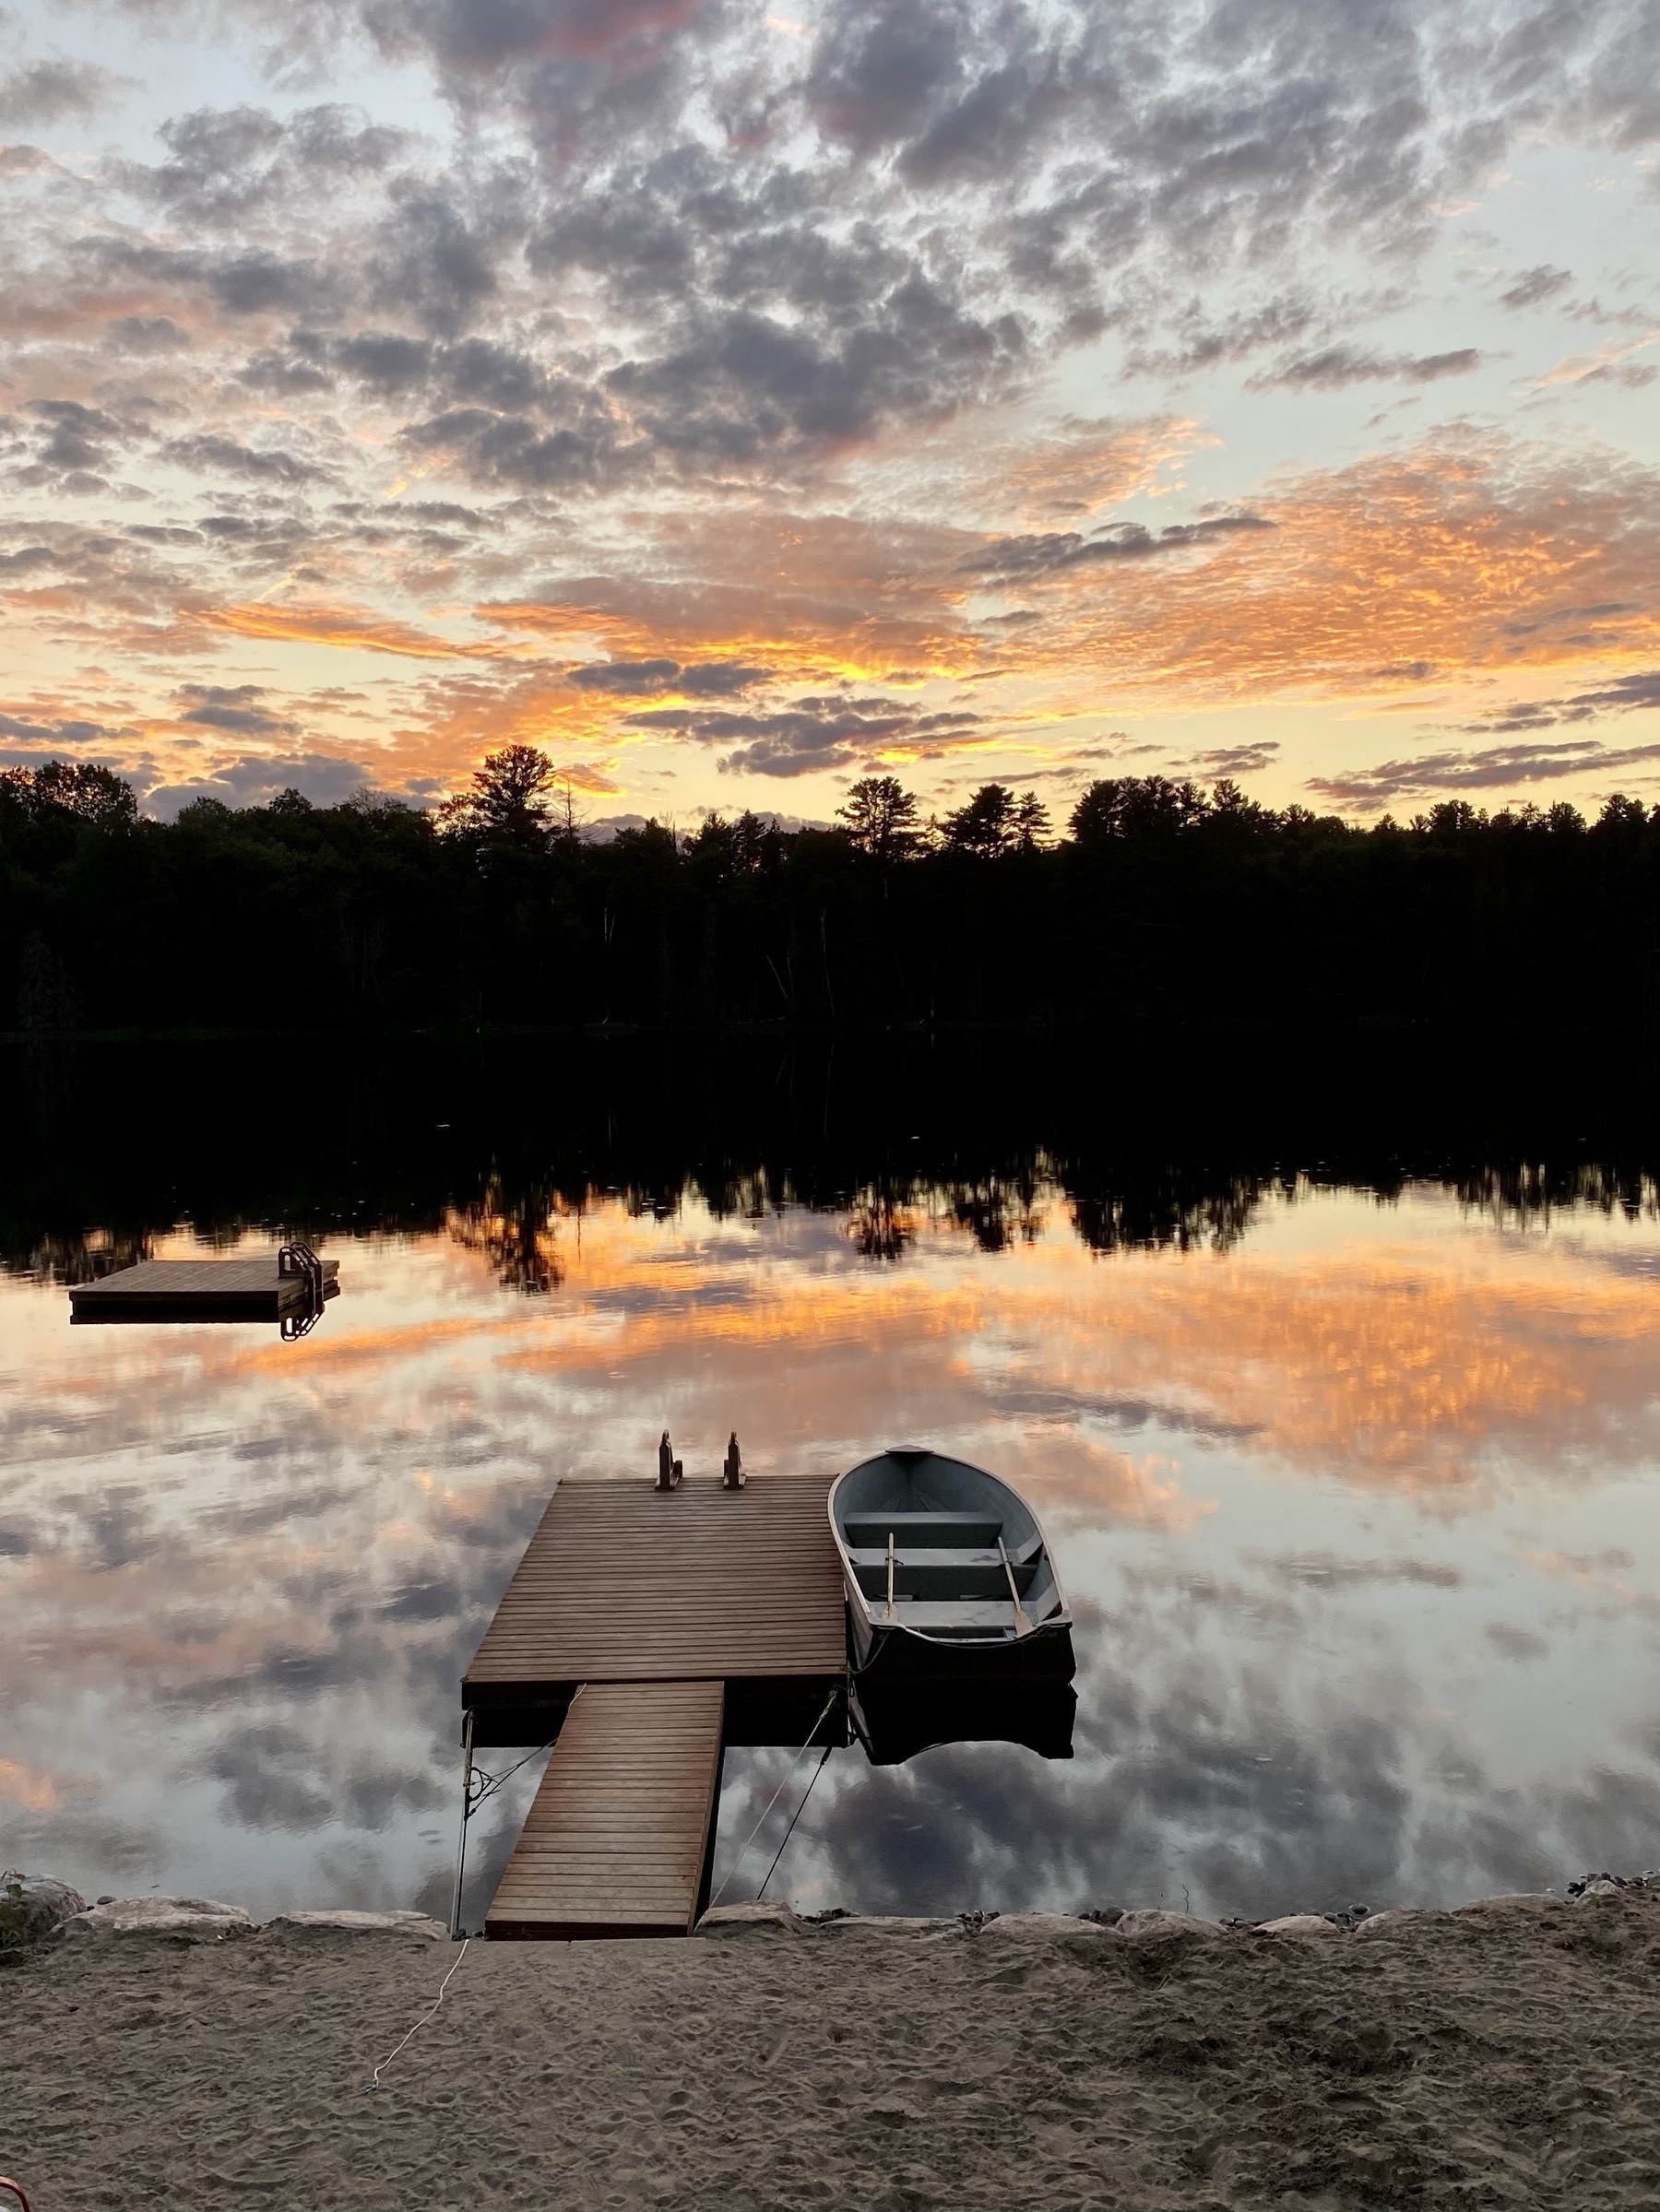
[448,1708,476,1939]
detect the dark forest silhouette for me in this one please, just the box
[6,745,1660,1033]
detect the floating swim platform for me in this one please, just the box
[68,1248,338,1327]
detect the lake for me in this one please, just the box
[4,1036,1659,1923]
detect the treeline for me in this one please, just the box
[5,748,1660,1033]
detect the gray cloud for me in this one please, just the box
[0,56,126,127]
[0,545,58,574]
[104,315,189,356]
[1570,669,1660,715]
[367,184,506,337]
[606,292,1028,461]
[130,102,413,227]
[1449,667,1660,737]
[1120,297,1324,379]
[1251,344,1481,390]
[568,657,771,696]
[67,234,351,322]
[147,751,372,816]
[628,693,982,777]
[9,399,131,493]
[1310,735,1660,810]
[966,514,1273,586]
[237,348,334,395]
[367,0,708,77]
[805,0,967,155]
[1500,264,1571,309]
[1183,741,1281,777]
[399,402,634,491]
[175,683,301,737]
[163,433,330,484]
[1311,667,1660,807]
[0,714,125,751]
[13,0,1648,531]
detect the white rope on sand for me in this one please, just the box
[366,1939,469,2092]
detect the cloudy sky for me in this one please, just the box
[2,0,1656,822]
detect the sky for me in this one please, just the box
[1,0,1656,826]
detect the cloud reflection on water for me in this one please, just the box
[2,1175,1659,1922]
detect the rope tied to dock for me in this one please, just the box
[756,1743,832,1901]
[708,1688,839,1909]
[365,1939,469,2093]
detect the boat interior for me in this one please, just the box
[835,1449,1066,1640]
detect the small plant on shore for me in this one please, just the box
[0,1877,29,1952]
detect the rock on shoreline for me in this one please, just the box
[6,1868,1657,1950]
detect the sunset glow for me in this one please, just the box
[2,1,1655,822]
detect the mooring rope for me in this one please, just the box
[708,1690,839,1909]
[756,1742,832,1902]
[366,1939,469,2092]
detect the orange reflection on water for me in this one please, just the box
[5,1177,1660,1917]
[183,1187,1660,1500]
[0,1757,60,1814]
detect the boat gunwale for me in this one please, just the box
[827,1449,1073,1651]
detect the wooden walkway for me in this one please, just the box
[464,1473,848,1941]
[69,1255,338,1324]
[486,1682,726,1939]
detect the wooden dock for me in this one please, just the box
[69,1254,339,1325]
[486,1682,726,1939]
[465,1473,847,1940]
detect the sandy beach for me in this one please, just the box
[5,1893,1659,2210]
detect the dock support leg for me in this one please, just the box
[694,1744,726,1925]
[448,1708,476,1940]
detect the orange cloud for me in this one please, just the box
[998,432,1660,708]
[203,604,514,661]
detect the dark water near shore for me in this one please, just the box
[5,1034,1660,1924]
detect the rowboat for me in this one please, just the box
[828,1448,1074,1684]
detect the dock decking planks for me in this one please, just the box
[68,1255,339,1323]
[485,1681,726,1939]
[465,1473,848,1937]
[464,1473,846,1741]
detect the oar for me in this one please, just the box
[998,1538,1032,1636]
[886,1531,897,1621]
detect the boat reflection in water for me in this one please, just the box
[829,1447,1075,1685]
[850,1675,1077,1767]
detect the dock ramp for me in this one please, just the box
[485,1681,725,1939]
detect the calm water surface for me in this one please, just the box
[6,1081,1660,1923]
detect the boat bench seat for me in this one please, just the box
[848,1548,1038,1601]
[843,1512,1004,1548]
[888,1599,1021,1637]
